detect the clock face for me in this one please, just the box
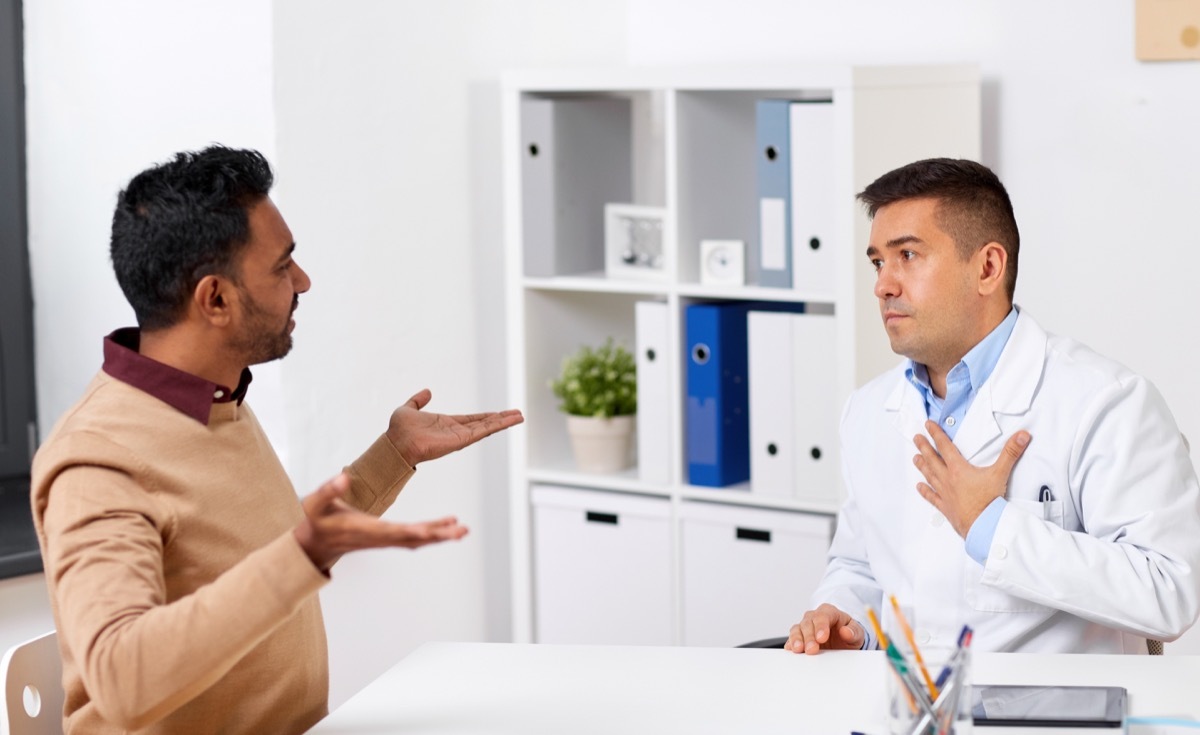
[700,240,744,285]
[707,245,735,278]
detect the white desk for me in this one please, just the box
[309,643,1200,734]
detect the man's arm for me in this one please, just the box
[340,389,524,516]
[915,376,1200,639]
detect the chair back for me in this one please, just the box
[1,632,64,735]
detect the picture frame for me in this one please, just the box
[604,203,668,281]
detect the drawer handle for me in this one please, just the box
[586,511,618,525]
[736,527,771,543]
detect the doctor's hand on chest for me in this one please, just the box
[912,420,1032,538]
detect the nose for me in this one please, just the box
[293,260,312,294]
[873,263,899,301]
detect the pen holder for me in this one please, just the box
[885,646,972,735]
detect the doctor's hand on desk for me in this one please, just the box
[912,420,1031,538]
[786,603,867,655]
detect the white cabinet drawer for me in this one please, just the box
[681,501,833,647]
[532,485,673,645]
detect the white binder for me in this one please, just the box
[635,301,671,485]
[789,101,836,297]
[520,96,632,277]
[792,312,840,503]
[748,310,796,497]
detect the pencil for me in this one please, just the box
[889,594,939,699]
[864,605,889,649]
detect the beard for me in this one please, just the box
[231,289,296,366]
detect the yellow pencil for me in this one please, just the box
[865,605,889,649]
[889,594,939,699]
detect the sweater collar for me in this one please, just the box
[102,328,252,425]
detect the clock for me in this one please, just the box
[700,240,745,286]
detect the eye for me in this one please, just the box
[869,258,883,271]
[901,250,916,261]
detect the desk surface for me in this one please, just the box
[309,643,1200,734]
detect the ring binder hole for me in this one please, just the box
[646,348,656,362]
[764,146,777,162]
[736,527,771,543]
[767,443,778,456]
[692,344,710,365]
[585,511,618,525]
[528,143,539,157]
[810,447,822,460]
[809,237,821,250]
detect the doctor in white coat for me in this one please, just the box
[787,158,1200,656]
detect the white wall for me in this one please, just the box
[271,0,627,706]
[626,0,1200,651]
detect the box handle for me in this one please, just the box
[586,511,618,525]
[736,527,771,543]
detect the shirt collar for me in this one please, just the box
[905,307,1019,398]
[102,328,252,425]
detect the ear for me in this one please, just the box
[976,242,1008,298]
[192,274,236,327]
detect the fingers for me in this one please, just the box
[786,604,844,655]
[992,430,1031,477]
[404,389,433,412]
[916,481,942,512]
[923,420,959,462]
[303,473,351,516]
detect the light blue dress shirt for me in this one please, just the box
[905,307,1018,565]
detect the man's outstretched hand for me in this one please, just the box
[386,389,524,466]
[294,473,469,572]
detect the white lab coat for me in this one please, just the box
[812,310,1200,654]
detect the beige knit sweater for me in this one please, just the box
[31,371,414,734]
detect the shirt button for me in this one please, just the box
[944,416,956,427]
[214,390,225,399]
[930,513,944,527]
[917,630,932,644]
[994,545,1008,560]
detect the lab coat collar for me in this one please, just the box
[885,308,1047,461]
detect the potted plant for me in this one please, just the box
[550,338,637,473]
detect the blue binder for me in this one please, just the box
[686,302,753,487]
[756,99,792,288]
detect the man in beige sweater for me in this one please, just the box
[30,146,524,734]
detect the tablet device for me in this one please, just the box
[972,685,1126,728]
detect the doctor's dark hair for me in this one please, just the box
[858,158,1019,302]
[110,145,275,330]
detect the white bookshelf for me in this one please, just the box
[502,64,981,645]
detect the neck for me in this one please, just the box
[139,325,246,389]
[923,302,1012,399]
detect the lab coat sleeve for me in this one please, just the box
[809,393,885,645]
[981,373,1200,640]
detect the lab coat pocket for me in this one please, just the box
[964,499,1064,613]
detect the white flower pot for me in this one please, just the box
[565,414,635,473]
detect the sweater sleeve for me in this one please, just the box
[342,434,416,516]
[41,464,329,730]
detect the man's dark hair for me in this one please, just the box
[857,158,1019,301]
[110,145,275,330]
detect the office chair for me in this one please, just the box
[737,636,789,649]
[1,631,64,735]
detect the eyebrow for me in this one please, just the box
[274,242,296,267]
[865,235,923,258]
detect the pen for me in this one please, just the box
[889,594,938,699]
[933,625,972,691]
[1039,485,1053,502]
[885,643,935,717]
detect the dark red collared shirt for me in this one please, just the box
[102,328,252,426]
